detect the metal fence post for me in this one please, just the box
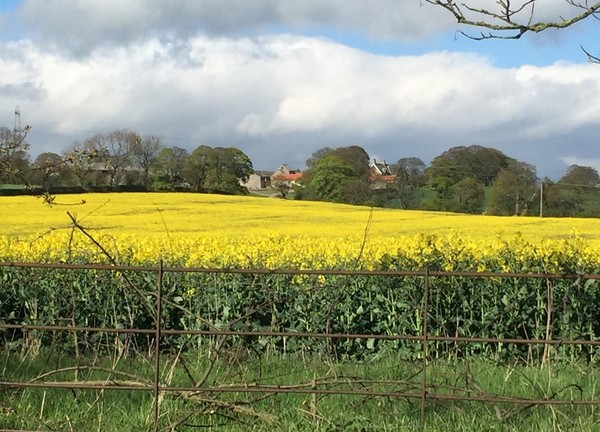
[420,264,430,432]
[153,260,163,432]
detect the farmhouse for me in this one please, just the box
[369,159,396,189]
[244,170,273,190]
[271,164,303,187]
[243,164,303,191]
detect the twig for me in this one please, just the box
[66,211,154,316]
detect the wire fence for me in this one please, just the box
[1,261,600,431]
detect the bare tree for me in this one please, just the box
[427,0,600,61]
[86,130,140,188]
[132,135,163,189]
[31,152,65,190]
[62,140,99,187]
[0,126,32,185]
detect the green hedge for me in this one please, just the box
[1,266,599,362]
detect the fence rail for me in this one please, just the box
[1,261,599,431]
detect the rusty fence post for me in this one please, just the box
[153,260,163,432]
[420,265,430,432]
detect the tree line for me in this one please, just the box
[298,144,600,217]
[1,125,599,217]
[0,127,253,195]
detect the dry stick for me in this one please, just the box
[168,277,303,428]
[150,346,184,429]
[190,294,275,389]
[542,278,553,366]
[169,281,290,428]
[192,377,422,392]
[30,365,153,386]
[179,393,278,423]
[66,211,154,316]
[324,206,375,357]
[156,207,175,261]
[354,206,374,269]
[310,373,318,423]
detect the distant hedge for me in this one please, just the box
[0,185,152,196]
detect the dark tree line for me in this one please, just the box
[0,128,254,195]
[298,144,600,217]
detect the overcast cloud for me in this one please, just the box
[17,0,452,53]
[1,0,600,178]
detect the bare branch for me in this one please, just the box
[581,44,600,62]
[427,0,600,40]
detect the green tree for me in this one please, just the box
[559,165,599,187]
[542,180,581,217]
[551,165,600,216]
[427,145,511,210]
[300,145,371,204]
[178,146,254,195]
[305,147,334,170]
[450,177,485,214]
[487,169,520,216]
[308,155,356,202]
[426,157,462,208]
[206,147,253,194]
[184,145,215,192]
[487,161,537,215]
[152,146,189,190]
[428,145,509,187]
[330,145,371,181]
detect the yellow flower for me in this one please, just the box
[2,193,600,273]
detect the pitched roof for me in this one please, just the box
[370,159,392,175]
[273,172,303,181]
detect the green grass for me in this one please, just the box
[2,347,600,431]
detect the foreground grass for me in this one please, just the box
[1,347,600,431]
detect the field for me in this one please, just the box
[3,193,600,430]
[1,192,600,272]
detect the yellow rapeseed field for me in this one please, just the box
[1,193,599,272]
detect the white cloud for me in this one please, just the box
[2,33,600,176]
[17,0,453,54]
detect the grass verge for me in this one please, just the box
[1,347,600,431]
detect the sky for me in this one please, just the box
[1,1,600,179]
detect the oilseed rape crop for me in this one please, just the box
[4,192,600,363]
[2,192,600,273]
